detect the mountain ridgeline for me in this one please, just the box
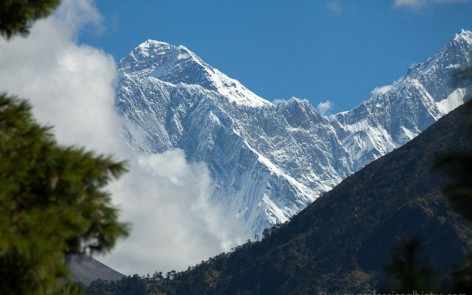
[117,30,472,235]
[88,96,472,294]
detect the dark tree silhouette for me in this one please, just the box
[0,0,60,39]
[0,94,129,294]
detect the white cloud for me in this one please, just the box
[371,85,393,96]
[272,98,286,105]
[325,1,342,14]
[57,0,102,33]
[104,151,245,274]
[393,0,468,9]
[0,0,245,275]
[316,100,333,115]
[394,0,423,8]
[0,1,119,155]
[371,77,404,97]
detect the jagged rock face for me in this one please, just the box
[116,30,472,235]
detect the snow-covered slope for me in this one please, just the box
[119,40,269,107]
[331,29,472,171]
[116,30,472,235]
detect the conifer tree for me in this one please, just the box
[382,237,439,293]
[0,0,60,39]
[436,152,472,222]
[0,1,130,294]
[0,94,129,294]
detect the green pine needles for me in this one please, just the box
[0,0,60,39]
[0,94,129,294]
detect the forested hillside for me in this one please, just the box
[87,99,472,294]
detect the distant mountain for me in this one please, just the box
[117,30,472,235]
[94,97,472,294]
[68,256,124,286]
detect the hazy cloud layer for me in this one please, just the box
[325,1,342,14]
[0,0,245,275]
[393,0,468,9]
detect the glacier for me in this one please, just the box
[116,29,472,235]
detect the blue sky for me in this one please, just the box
[80,0,472,113]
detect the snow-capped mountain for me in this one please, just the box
[332,30,472,171]
[116,30,472,235]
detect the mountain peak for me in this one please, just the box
[139,39,170,48]
[453,29,472,44]
[121,40,270,107]
[129,40,198,67]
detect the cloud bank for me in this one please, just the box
[108,150,244,274]
[0,0,244,275]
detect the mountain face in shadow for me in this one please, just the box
[68,256,124,286]
[119,101,472,294]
